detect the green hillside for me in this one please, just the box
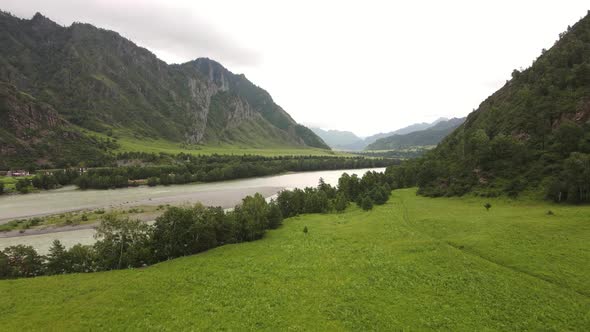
[392,12,590,201]
[0,11,328,168]
[366,117,465,150]
[0,189,588,330]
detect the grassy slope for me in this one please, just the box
[1,189,589,330]
[86,129,343,157]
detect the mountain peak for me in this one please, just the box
[30,12,59,28]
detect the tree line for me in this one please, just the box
[0,170,393,279]
[12,155,397,192]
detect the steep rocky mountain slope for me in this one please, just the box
[0,11,328,166]
[366,117,465,150]
[391,12,590,202]
[0,82,115,169]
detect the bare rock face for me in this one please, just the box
[0,83,65,139]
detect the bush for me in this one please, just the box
[15,178,31,194]
[147,177,159,187]
[361,196,374,211]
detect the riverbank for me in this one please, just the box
[0,168,384,252]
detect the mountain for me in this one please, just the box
[0,82,115,169]
[366,117,465,150]
[391,12,590,202]
[363,117,449,145]
[310,127,363,150]
[0,11,328,167]
[314,117,454,151]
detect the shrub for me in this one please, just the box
[147,177,159,187]
[361,196,374,211]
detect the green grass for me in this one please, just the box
[86,129,348,157]
[0,205,164,232]
[0,175,33,192]
[1,189,589,330]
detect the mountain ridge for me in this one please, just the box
[312,117,457,151]
[366,117,465,150]
[0,11,328,168]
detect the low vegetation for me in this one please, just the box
[0,189,587,329]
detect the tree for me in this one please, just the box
[233,194,270,241]
[94,214,153,270]
[484,203,492,211]
[2,245,45,278]
[46,240,68,275]
[361,196,374,211]
[152,204,220,260]
[552,121,583,156]
[0,251,11,279]
[267,201,284,229]
[303,226,308,235]
[304,190,329,213]
[67,244,97,273]
[334,192,348,212]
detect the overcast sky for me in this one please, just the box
[3,1,589,136]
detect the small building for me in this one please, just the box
[7,170,30,177]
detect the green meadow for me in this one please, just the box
[87,129,349,157]
[1,189,588,330]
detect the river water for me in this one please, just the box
[0,168,384,253]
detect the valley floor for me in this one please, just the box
[0,189,589,330]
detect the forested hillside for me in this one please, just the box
[388,12,590,203]
[0,11,328,168]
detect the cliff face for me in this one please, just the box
[0,83,114,168]
[0,12,329,149]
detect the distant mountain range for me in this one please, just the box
[311,117,459,151]
[0,12,328,168]
[308,128,364,150]
[365,117,465,150]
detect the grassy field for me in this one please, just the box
[1,189,589,330]
[87,130,348,157]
